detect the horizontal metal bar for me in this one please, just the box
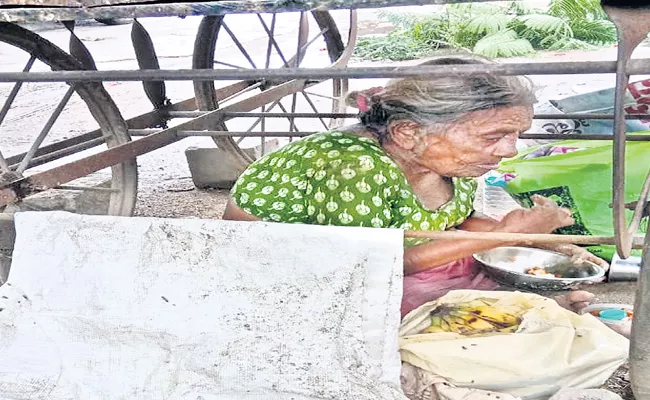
[3,60,650,83]
[519,134,650,141]
[0,0,492,24]
[167,111,357,119]
[130,129,650,141]
[176,131,313,137]
[404,230,646,248]
[534,113,650,120]
[167,111,650,120]
[129,129,313,137]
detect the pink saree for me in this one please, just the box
[401,257,499,317]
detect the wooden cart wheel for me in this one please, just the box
[0,22,138,217]
[192,10,357,167]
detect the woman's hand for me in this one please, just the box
[495,195,574,235]
[541,243,610,271]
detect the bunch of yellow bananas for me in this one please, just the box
[421,298,523,336]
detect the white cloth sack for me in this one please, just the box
[0,211,407,400]
[399,290,629,400]
[400,363,521,400]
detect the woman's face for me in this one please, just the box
[411,105,533,177]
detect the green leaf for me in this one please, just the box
[547,0,608,19]
[518,14,573,37]
[540,35,595,50]
[465,13,514,35]
[570,19,617,44]
[507,2,539,16]
[473,30,535,58]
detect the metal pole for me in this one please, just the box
[2,59,650,82]
[630,228,650,399]
[403,230,645,248]
[167,111,650,120]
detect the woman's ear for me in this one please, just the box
[388,121,421,150]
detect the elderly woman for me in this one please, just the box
[223,54,607,316]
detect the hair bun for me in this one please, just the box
[344,87,385,110]
[344,90,363,109]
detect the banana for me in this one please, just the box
[422,324,449,334]
[448,310,500,331]
[422,301,523,335]
[466,306,521,327]
[441,315,470,334]
[498,325,520,333]
[423,315,444,333]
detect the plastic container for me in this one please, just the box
[580,303,633,338]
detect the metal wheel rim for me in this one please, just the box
[0,22,138,217]
[192,10,356,166]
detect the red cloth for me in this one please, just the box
[401,257,499,317]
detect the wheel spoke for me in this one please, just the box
[244,99,281,135]
[293,12,307,68]
[257,14,289,67]
[221,21,257,69]
[54,184,120,192]
[213,60,249,70]
[288,94,299,134]
[260,104,266,155]
[287,12,306,136]
[264,14,276,69]
[274,100,300,132]
[17,86,75,174]
[303,91,337,100]
[220,81,263,104]
[286,26,330,70]
[301,91,329,130]
[0,55,36,128]
[256,13,277,150]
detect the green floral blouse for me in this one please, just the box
[230,131,477,246]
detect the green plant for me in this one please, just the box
[473,30,535,58]
[353,0,618,61]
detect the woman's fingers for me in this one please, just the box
[568,247,610,271]
[531,195,559,208]
[553,290,595,313]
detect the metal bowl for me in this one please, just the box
[473,247,606,291]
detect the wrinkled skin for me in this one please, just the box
[381,106,608,313]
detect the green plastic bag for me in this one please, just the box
[498,138,649,262]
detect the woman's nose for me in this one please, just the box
[493,135,518,158]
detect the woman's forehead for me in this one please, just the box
[463,106,533,128]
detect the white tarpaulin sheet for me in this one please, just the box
[0,211,407,400]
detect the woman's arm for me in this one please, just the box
[403,232,511,275]
[404,196,576,275]
[222,199,261,221]
[459,211,609,269]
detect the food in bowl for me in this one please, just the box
[473,247,605,291]
[525,266,562,278]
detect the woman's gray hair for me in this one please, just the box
[345,53,537,144]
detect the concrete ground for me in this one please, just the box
[1,6,646,307]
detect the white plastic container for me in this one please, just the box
[581,303,633,338]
